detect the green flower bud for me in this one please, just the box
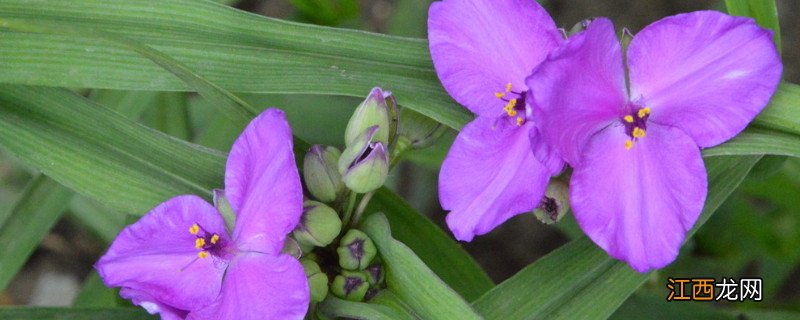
[293,201,342,248]
[365,262,384,286]
[300,259,329,302]
[331,270,369,302]
[337,229,377,270]
[338,126,389,193]
[281,237,303,259]
[345,87,397,147]
[397,108,445,150]
[303,145,345,203]
[534,180,570,224]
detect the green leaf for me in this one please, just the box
[753,83,800,137]
[0,0,472,130]
[0,85,226,214]
[318,296,416,320]
[72,272,121,308]
[0,175,73,290]
[610,292,738,320]
[703,129,800,158]
[471,156,761,320]
[368,189,494,301]
[0,307,155,320]
[361,213,483,320]
[725,0,781,50]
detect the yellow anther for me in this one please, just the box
[505,83,513,92]
[210,234,220,244]
[189,224,199,235]
[624,140,633,150]
[495,92,506,99]
[637,107,651,118]
[195,238,206,249]
[198,251,209,259]
[623,115,634,123]
[633,127,646,138]
[507,109,517,117]
[516,117,524,126]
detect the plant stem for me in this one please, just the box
[349,191,375,228]
[341,191,358,227]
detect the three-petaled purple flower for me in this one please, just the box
[96,109,309,319]
[429,0,565,241]
[528,14,782,271]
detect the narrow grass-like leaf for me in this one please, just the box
[362,213,483,320]
[0,0,472,129]
[704,129,800,158]
[0,307,155,320]
[753,83,800,137]
[0,176,73,290]
[318,296,416,320]
[0,85,227,214]
[368,189,494,301]
[725,0,781,50]
[472,156,761,320]
[72,273,121,308]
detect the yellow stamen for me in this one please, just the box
[505,83,513,92]
[637,107,651,118]
[623,115,634,123]
[516,117,524,126]
[624,140,633,150]
[198,251,209,259]
[210,234,220,244]
[195,238,206,249]
[507,109,517,117]
[633,127,646,138]
[495,92,505,99]
[189,223,199,235]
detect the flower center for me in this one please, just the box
[189,223,225,259]
[495,83,529,126]
[621,105,651,150]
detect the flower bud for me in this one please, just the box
[293,201,342,248]
[300,259,329,302]
[331,270,369,302]
[338,126,389,193]
[345,87,397,147]
[365,261,384,286]
[303,145,345,203]
[281,237,303,259]
[212,189,236,233]
[533,180,570,224]
[397,108,445,150]
[336,229,377,270]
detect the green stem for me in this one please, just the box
[341,191,358,227]
[349,191,375,228]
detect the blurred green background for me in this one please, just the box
[0,0,798,317]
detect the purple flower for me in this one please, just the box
[429,0,565,241]
[95,109,309,319]
[527,13,782,272]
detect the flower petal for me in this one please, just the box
[439,117,550,241]
[225,109,303,253]
[120,288,188,320]
[570,124,707,272]
[528,18,627,166]
[96,195,227,311]
[187,253,309,320]
[628,11,782,148]
[428,0,562,117]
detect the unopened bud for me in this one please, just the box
[331,270,369,302]
[345,87,397,147]
[293,201,342,248]
[338,126,389,193]
[337,229,377,270]
[365,261,384,286]
[397,108,445,150]
[281,237,303,259]
[304,145,345,203]
[300,259,329,302]
[533,181,570,224]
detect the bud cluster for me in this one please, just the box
[290,87,443,311]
